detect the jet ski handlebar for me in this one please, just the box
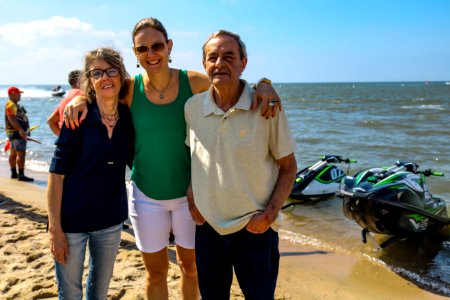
[421,169,444,177]
[335,189,366,199]
[320,155,357,164]
[382,162,444,177]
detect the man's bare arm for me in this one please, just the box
[246,153,297,234]
[47,110,61,136]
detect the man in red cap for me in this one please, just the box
[4,87,34,181]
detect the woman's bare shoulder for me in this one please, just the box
[186,70,210,94]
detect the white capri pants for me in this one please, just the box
[128,181,196,253]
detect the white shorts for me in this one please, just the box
[128,181,195,253]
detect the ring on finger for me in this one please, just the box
[64,110,69,116]
[268,99,278,107]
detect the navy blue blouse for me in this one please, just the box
[49,102,135,233]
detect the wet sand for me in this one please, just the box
[0,172,448,299]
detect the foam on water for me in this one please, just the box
[401,104,444,110]
[0,85,69,99]
[280,229,450,296]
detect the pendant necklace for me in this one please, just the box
[149,70,172,100]
[100,112,119,128]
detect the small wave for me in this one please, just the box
[0,157,50,173]
[392,266,450,296]
[280,229,363,257]
[280,229,450,296]
[401,105,444,110]
[26,159,51,173]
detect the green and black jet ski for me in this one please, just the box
[336,161,449,248]
[283,155,356,209]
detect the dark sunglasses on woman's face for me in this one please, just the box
[134,42,166,54]
[89,68,120,79]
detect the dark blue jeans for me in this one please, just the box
[195,223,279,300]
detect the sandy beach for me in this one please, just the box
[0,168,448,299]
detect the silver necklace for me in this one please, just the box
[148,70,172,99]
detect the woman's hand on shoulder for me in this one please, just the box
[64,95,88,129]
[187,71,210,94]
[251,79,282,119]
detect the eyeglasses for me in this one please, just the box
[134,42,166,54]
[88,68,120,79]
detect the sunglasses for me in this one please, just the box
[89,68,120,79]
[134,42,166,54]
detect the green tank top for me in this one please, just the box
[130,70,193,200]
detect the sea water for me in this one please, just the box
[1,82,450,295]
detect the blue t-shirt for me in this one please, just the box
[49,102,135,233]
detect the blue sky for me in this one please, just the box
[0,0,449,84]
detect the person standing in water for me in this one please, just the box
[4,86,34,181]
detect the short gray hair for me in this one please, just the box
[202,30,247,62]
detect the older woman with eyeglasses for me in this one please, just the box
[47,47,135,300]
[63,17,281,300]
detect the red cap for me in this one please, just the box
[8,86,24,95]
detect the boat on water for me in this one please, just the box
[51,85,65,97]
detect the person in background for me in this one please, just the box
[4,86,34,181]
[47,70,83,136]
[63,17,281,300]
[47,47,135,299]
[185,30,297,300]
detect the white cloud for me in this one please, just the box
[0,16,133,84]
[0,16,93,47]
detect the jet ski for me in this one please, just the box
[283,155,356,209]
[336,161,449,248]
[51,85,65,97]
[51,90,65,97]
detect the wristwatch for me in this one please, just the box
[256,77,272,86]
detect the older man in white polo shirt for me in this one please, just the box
[184,30,297,300]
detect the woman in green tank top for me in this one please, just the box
[64,17,281,300]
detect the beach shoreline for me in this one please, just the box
[0,160,448,299]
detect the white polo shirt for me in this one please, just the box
[185,81,296,235]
